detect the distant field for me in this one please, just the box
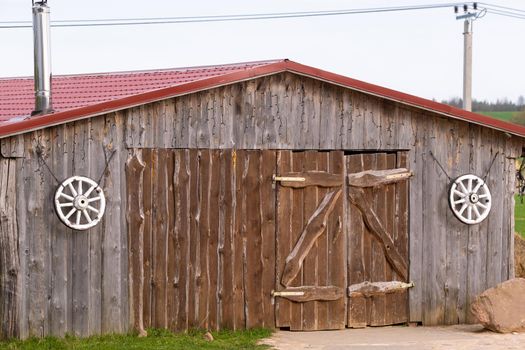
[477,111,518,122]
[516,195,525,238]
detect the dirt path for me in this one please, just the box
[262,325,525,350]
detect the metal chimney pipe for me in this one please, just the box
[32,0,53,115]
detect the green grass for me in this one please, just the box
[478,111,519,122]
[0,328,273,350]
[516,194,525,238]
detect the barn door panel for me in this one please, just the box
[275,150,345,331]
[346,152,410,327]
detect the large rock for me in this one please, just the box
[515,233,525,278]
[471,278,525,333]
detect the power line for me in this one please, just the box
[0,2,470,29]
[480,2,525,14]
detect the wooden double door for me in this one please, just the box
[126,149,410,333]
[274,151,410,330]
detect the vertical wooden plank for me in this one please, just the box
[384,153,398,325]
[422,116,448,326]
[409,113,425,323]
[0,157,19,339]
[197,150,210,328]
[466,124,489,323]
[290,151,304,330]
[240,81,257,149]
[208,151,220,331]
[153,149,168,328]
[486,131,504,289]
[444,121,470,324]
[316,152,329,330]
[232,150,246,329]
[327,151,346,329]
[361,154,375,326]
[174,150,191,331]
[347,154,367,328]
[100,113,130,333]
[166,150,177,330]
[49,125,73,337]
[301,151,318,330]
[71,121,91,337]
[393,151,409,324]
[87,118,105,335]
[125,150,146,335]
[364,96,381,150]
[369,153,386,326]
[244,151,264,327]
[260,150,276,328]
[187,149,199,327]
[218,150,233,329]
[141,148,153,329]
[275,150,292,328]
[15,150,29,339]
[219,86,235,148]
[348,92,366,150]
[26,131,51,337]
[319,83,337,149]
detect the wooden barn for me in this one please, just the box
[0,59,524,339]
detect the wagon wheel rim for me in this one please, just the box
[54,176,106,231]
[449,174,491,225]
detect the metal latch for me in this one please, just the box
[272,175,305,183]
[271,290,305,297]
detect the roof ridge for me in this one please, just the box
[0,59,287,80]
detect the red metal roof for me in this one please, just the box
[1,59,525,138]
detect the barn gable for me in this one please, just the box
[0,61,523,339]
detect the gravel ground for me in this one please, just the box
[262,324,525,350]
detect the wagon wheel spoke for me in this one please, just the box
[84,184,97,198]
[65,208,77,220]
[87,205,99,214]
[60,192,75,201]
[68,182,78,197]
[75,210,82,226]
[77,179,83,195]
[82,209,92,223]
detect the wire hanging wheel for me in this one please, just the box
[54,176,106,230]
[449,174,491,225]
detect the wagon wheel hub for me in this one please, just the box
[54,176,106,231]
[73,195,89,210]
[449,174,491,225]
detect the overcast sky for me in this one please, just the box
[0,0,523,102]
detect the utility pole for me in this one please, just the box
[455,3,481,112]
[463,18,472,111]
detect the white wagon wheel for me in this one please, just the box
[54,176,106,231]
[449,174,491,225]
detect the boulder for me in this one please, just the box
[515,233,525,278]
[471,278,525,333]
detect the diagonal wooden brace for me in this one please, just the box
[281,188,342,287]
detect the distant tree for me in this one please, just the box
[441,96,522,112]
[518,95,525,109]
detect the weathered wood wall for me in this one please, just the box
[126,148,276,332]
[0,115,130,339]
[0,71,522,337]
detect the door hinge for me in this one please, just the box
[271,290,305,297]
[272,175,305,183]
